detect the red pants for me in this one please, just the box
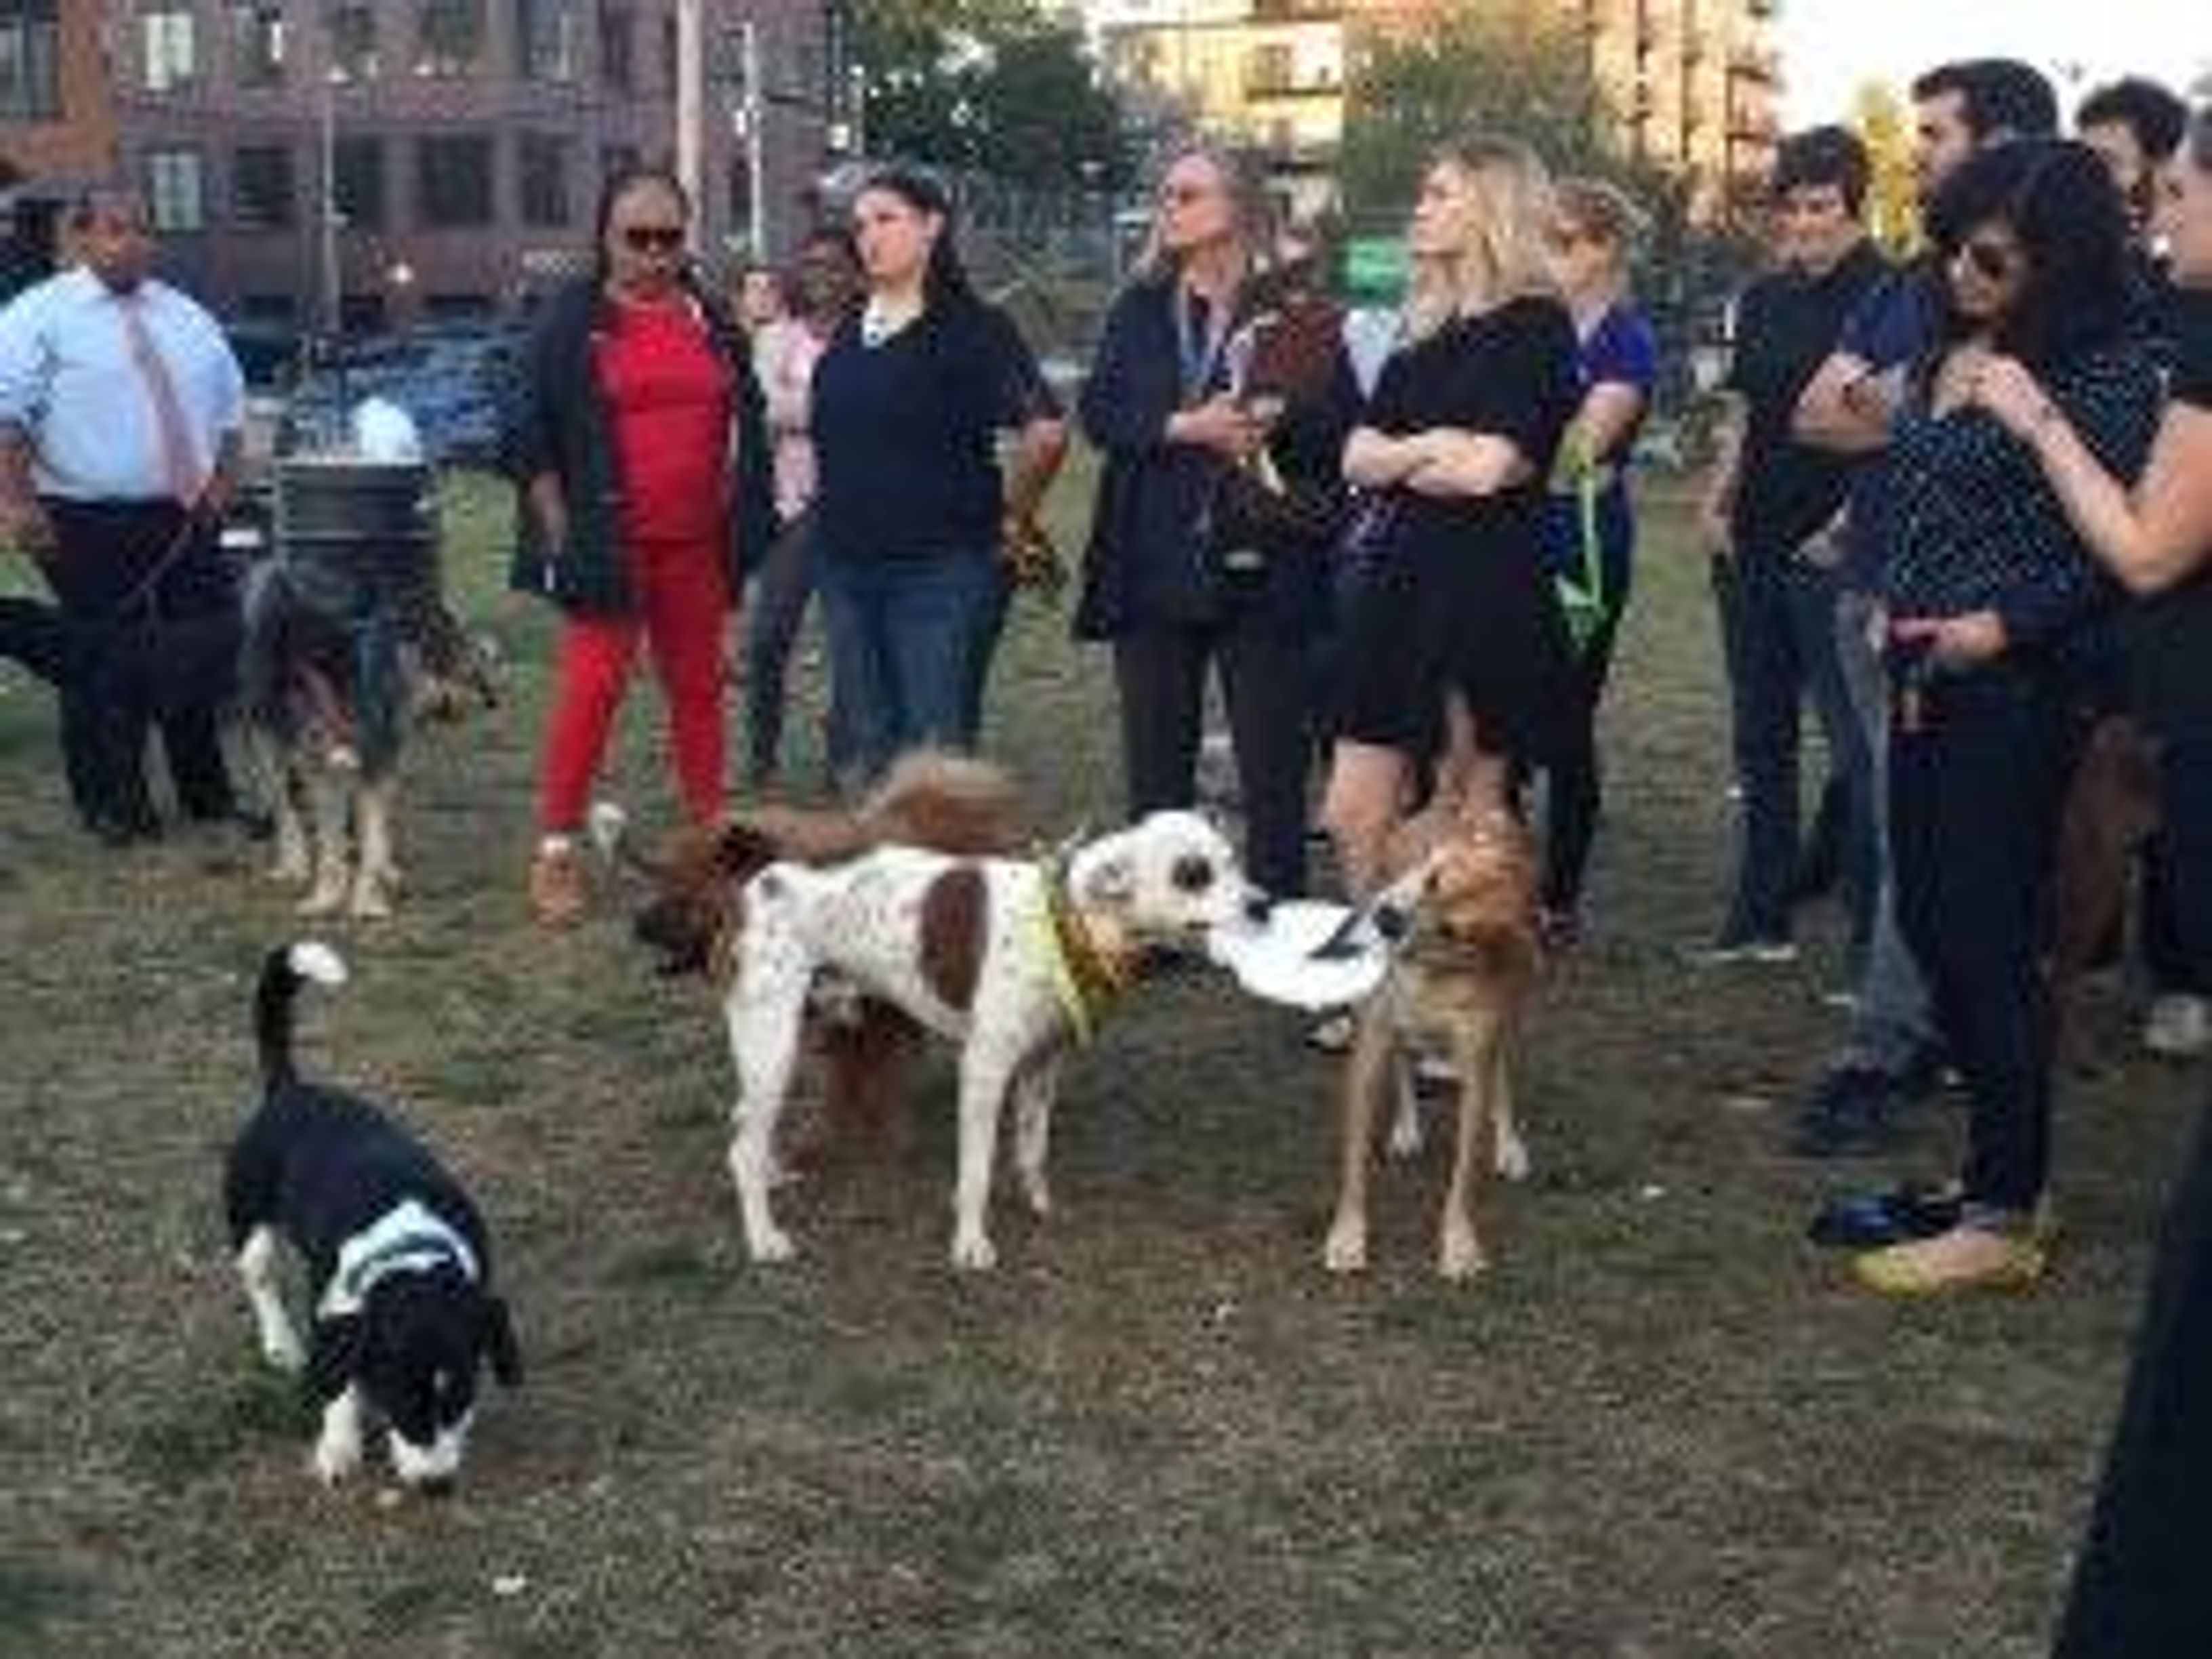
[539,535,729,832]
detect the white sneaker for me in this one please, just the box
[2143,994,2212,1059]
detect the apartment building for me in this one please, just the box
[1086,0,1784,219]
[73,1,832,329]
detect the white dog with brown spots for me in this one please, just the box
[724,809,1255,1270]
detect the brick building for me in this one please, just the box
[73,1,834,329]
[0,1,119,181]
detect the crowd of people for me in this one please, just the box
[6,54,2212,1652]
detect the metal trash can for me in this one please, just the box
[272,455,441,623]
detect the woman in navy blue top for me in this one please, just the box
[809,166,1065,784]
[1850,140,2162,1297]
[1973,104,2212,1658]
[1536,178,1659,941]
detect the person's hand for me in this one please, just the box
[192,470,238,525]
[1969,355,2062,443]
[1170,396,1262,462]
[0,493,54,556]
[1695,497,1733,559]
[1891,609,2008,668]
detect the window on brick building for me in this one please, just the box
[516,0,579,83]
[419,134,495,228]
[146,148,207,232]
[518,132,573,228]
[333,136,385,232]
[329,3,377,80]
[140,2,199,93]
[0,0,60,120]
[232,144,297,230]
[416,0,484,78]
[230,2,285,88]
[597,2,632,91]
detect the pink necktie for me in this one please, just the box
[118,295,201,505]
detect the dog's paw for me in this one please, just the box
[311,1427,363,1486]
[1019,1172,1053,1218]
[348,877,394,922]
[1322,1221,1368,1275]
[1494,1128,1531,1183]
[260,1324,306,1374]
[1437,1228,1489,1282]
[949,1230,998,1272]
[744,1225,798,1265]
[1387,1111,1425,1160]
[298,882,348,919]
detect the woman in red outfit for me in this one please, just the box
[509,168,773,926]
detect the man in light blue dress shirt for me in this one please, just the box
[0,186,247,842]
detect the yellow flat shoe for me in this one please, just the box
[1853,1225,2047,1296]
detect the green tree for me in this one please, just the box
[1339,0,1636,229]
[853,1,1134,190]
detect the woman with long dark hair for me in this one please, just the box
[1849,139,2163,1294]
[807,165,1066,781]
[1966,106,2212,1652]
[508,167,773,926]
[1075,145,1356,900]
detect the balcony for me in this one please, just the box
[1728,43,1780,84]
[1244,68,1343,102]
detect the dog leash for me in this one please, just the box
[108,510,211,623]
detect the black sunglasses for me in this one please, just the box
[621,225,686,253]
[1960,236,2022,284]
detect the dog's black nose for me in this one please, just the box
[1374,904,1412,943]
[413,1475,457,1500]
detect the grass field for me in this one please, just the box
[0,466,2196,1658]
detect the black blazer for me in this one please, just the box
[1073,274,1357,642]
[505,275,775,615]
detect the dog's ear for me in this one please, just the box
[479,1295,523,1389]
[304,1314,364,1404]
[713,821,782,882]
[1073,852,1134,911]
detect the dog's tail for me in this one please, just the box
[255,941,349,1089]
[854,751,1024,856]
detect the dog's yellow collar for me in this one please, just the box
[1033,857,1130,1046]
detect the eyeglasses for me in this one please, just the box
[1959,236,2023,284]
[620,225,687,253]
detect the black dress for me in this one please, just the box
[1334,295,1580,763]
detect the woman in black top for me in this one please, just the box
[1971,106,2212,1656]
[809,166,1065,784]
[1076,146,1357,899]
[1851,140,2163,1296]
[1320,134,1580,897]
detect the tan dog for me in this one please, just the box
[2050,713,2163,1065]
[1323,800,1542,1281]
[592,754,1025,1158]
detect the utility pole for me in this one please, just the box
[676,0,705,215]
[741,21,766,255]
[319,66,341,342]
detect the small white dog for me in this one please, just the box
[723,809,1255,1270]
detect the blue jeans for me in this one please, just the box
[1715,548,1867,943]
[816,546,1007,783]
[743,511,852,786]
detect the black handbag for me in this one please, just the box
[1202,459,1345,562]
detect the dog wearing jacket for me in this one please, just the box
[722,807,1256,1270]
[225,941,519,1490]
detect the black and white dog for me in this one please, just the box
[225,941,520,1490]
